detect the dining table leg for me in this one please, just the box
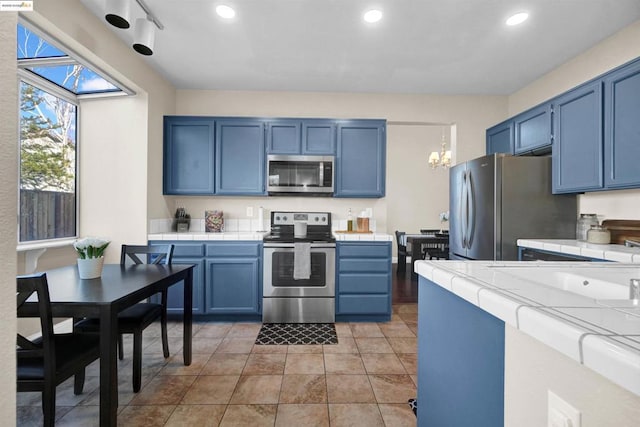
[183,268,193,366]
[99,307,119,426]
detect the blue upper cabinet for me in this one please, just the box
[335,120,386,198]
[552,81,604,194]
[267,119,335,155]
[267,119,301,154]
[486,119,514,155]
[163,116,216,195]
[302,119,336,154]
[513,103,553,155]
[603,59,640,189]
[215,119,266,195]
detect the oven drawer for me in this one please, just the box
[338,294,389,314]
[338,274,389,293]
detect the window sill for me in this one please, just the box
[17,239,75,273]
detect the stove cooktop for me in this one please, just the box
[263,232,336,243]
[264,211,334,243]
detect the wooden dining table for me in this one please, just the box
[22,263,194,427]
[406,233,450,276]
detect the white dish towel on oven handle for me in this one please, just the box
[293,242,311,280]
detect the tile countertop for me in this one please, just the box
[518,238,640,263]
[333,232,393,242]
[148,231,269,241]
[414,260,640,397]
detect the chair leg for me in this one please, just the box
[161,309,170,359]
[132,331,142,393]
[73,369,86,395]
[397,255,406,273]
[118,334,124,360]
[42,384,56,427]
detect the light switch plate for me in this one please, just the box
[246,207,253,217]
[548,390,581,427]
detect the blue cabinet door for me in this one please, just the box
[205,258,261,314]
[486,120,513,155]
[165,258,206,315]
[302,119,336,154]
[552,81,604,193]
[514,103,552,154]
[267,120,301,154]
[215,119,266,195]
[163,117,215,195]
[604,59,640,189]
[335,120,386,198]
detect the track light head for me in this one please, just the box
[133,18,155,55]
[105,0,131,29]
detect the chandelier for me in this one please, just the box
[428,128,451,169]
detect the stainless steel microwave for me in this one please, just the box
[267,155,334,196]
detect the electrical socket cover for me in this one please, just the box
[246,207,253,217]
[548,390,581,427]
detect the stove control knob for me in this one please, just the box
[283,216,288,221]
[314,217,319,222]
[275,216,281,221]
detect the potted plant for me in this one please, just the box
[73,237,110,279]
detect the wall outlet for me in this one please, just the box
[246,206,253,217]
[548,390,581,427]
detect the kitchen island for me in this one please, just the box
[415,260,640,426]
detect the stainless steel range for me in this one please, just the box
[262,211,335,323]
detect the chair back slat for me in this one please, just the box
[120,244,174,266]
[16,273,55,371]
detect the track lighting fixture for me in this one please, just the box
[133,18,154,56]
[105,0,131,29]
[104,0,163,56]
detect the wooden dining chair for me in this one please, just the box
[17,273,100,427]
[75,243,175,392]
[395,230,408,273]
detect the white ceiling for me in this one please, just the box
[80,0,640,95]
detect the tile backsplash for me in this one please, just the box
[149,217,376,233]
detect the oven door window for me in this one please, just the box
[271,252,326,287]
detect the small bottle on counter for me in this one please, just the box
[587,225,611,244]
[347,208,353,232]
[576,213,598,241]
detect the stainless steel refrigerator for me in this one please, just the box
[449,153,577,261]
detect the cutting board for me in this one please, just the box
[601,219,640,244]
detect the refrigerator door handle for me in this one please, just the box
[460,171,468,248]
[467,170,476,248]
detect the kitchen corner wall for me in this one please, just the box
[163,91,507,247]
[509,19,640,222]
[0,12,18,426]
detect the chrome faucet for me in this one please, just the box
[624,239,640,248]
[631,279,640,300]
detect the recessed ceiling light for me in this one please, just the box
[364,9,382,23]
[506,12,529,26]
[216,5,236,19]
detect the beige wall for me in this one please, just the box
[505,325,640,427]
[0,11,18,426]
[163,90,506,256]
[508,19,640,222]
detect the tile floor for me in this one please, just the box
[17,304,418,426]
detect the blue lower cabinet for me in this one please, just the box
[418,277,505,426]
[336,242,391,321]
[150,241,261,318]
[165,258,206,315]
[205,257,261,315]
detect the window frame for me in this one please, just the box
[16,18,134,250]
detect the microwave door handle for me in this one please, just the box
[319,162,324,184]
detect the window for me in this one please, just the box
[17,21,131,244]
[19,80,77,242]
